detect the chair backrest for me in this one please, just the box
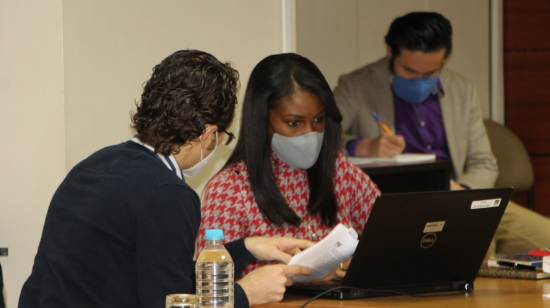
[483,119,534,191]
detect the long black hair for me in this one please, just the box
[224,53,342,227]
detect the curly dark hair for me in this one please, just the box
[131,49,240,156]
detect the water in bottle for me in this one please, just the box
[196,229,234,308]
[165,294,200,308]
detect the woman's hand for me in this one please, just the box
[244,236,314,264]
[312,256,353,281]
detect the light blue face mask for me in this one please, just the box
[391,74,439,104]
[271,131,324,169]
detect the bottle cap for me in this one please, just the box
[205,229,223,240]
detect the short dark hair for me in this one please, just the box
[385,12,453,58]
[131,49,240,156]
[224,53,343,227]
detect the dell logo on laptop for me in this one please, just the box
[420,233,437,248]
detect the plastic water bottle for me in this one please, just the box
[196,229,234,308]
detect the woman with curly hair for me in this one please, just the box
[198,53,380,280]
[19,50,311,308]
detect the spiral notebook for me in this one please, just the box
[287,188,513,299]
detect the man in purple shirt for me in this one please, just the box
[334,12,550,255]
[340,12,466,189]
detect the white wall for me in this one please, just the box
[0,1,286,306]
[0,0,66,306]
[61,0,287,195]
[296,0,492,118]
[0,1,497,306]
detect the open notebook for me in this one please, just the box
[287,188,513,299]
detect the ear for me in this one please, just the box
[200,125,219,149]
[385,44,392,60]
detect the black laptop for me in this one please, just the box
[287,187,513,299]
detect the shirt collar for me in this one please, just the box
[436,79,445,96]
[131,136,183,180]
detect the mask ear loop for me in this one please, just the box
[198,129,219,163]
[211,131,219,154]
[198,135,204,162]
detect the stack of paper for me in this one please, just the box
[478,264,550,280]
[288,224,358,282]
[481,251,550,280]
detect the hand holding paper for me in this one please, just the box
[244,236,314,264]
[288,223,359,282]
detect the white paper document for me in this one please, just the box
[288,223,359,282]
[348,153,436,165]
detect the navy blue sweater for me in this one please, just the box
[19,141,252,308]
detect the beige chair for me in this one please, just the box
[483,119,535,210]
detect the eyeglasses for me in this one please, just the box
[219,129,235,145]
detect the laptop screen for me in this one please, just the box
[288,188,513,299]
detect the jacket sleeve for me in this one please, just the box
[333,73,363,153]
[226,237,256,308]
[337,153,380,234]
[197,168,248,260]
[455,82,498,189]
[225,237,257,279]
[234,283,250,308]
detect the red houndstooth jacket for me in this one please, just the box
[197,151,380,277]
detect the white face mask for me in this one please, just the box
[182,132,218,178]
[271,131,324,169]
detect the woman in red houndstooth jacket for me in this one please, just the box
[198,53,380,280]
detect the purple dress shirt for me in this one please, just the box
[346,80,452,162]
[393,80,452,161]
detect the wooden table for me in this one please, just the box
[257,278,550,308]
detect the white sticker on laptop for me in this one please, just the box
[423,221,445,233]
[471,198,502,209]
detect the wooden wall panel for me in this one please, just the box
[504,52,550,154]
[503,0,550,215]
[503,0,550,50]
[510,191,528,211]
[531,157,550,216]
[504,53,550,104]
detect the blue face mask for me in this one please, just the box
[391,74,439,104]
